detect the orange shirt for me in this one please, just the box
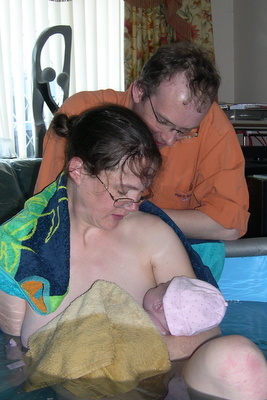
[34,88,249,237]
[152,102,249,236]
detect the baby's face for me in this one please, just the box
[143,281,170,311]
[143,281,170,335]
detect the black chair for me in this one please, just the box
[32,25,72,157]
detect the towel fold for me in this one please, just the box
[190,240,225,282]
[24,280,171,398]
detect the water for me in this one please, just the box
[220,300,267,359]
[0,386,56,400]
[1,300,266,399]
[219,255,267,302]
[219,255,267,359]
[0,255,266,398]
[0,330,57,399]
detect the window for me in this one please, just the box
[0,0,124,158]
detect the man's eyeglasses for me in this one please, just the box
[148,95,198,139]
[96,175,153,208]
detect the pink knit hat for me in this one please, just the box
[163,276,227,336]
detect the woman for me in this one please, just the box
[0,104,196,347]
[0,105,266,400]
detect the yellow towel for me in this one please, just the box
[24,280,171,398]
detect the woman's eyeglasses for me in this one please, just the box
[96,175,153,208]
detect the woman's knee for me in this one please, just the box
[183,335,267,399]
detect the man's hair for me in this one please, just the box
[136,42,221,106]
[52,104,162,185]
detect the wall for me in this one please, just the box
[211,0,267,104]
[234,0,267,103]
[211,0,234,103]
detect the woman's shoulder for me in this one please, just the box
[123,210,178,237]
[126,210,164,224]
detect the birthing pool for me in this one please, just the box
[219,254,267,360]
[0,253,267,399]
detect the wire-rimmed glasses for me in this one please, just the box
[96,175,153,208]
[148,95,198,139]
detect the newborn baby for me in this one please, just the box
[143,276,227,336]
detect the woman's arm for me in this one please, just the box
[148,215,196,283]
[163,326,222,361]
[146,216,222,360]
[0,290,26,336]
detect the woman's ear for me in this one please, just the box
[132,81,144,104]
[68,157,84,185]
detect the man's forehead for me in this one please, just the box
[157,73,189,97]
[153,80,209,123]
[156,73,210,108]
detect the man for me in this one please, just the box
[34,42,249,240]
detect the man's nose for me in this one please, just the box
[160,131,178,146]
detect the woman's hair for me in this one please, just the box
[136,42,221,106]
[52,104,162,184]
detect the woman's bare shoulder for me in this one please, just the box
[123,210,181,241]
[123,211,194,282]
[126,210,169,227]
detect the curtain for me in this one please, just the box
[0,0,124,158]
[177,0,214,60]
[124,0,214,87]
[124,1,177,89]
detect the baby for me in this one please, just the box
[143,276,227,336]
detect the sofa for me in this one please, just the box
[0,158,42,224]
[1,158,267,259]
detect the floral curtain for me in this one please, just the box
[124,1,176,89]
[178,0,214,59]
[124,0,214,88]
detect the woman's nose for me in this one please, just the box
[125,202,139,212]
